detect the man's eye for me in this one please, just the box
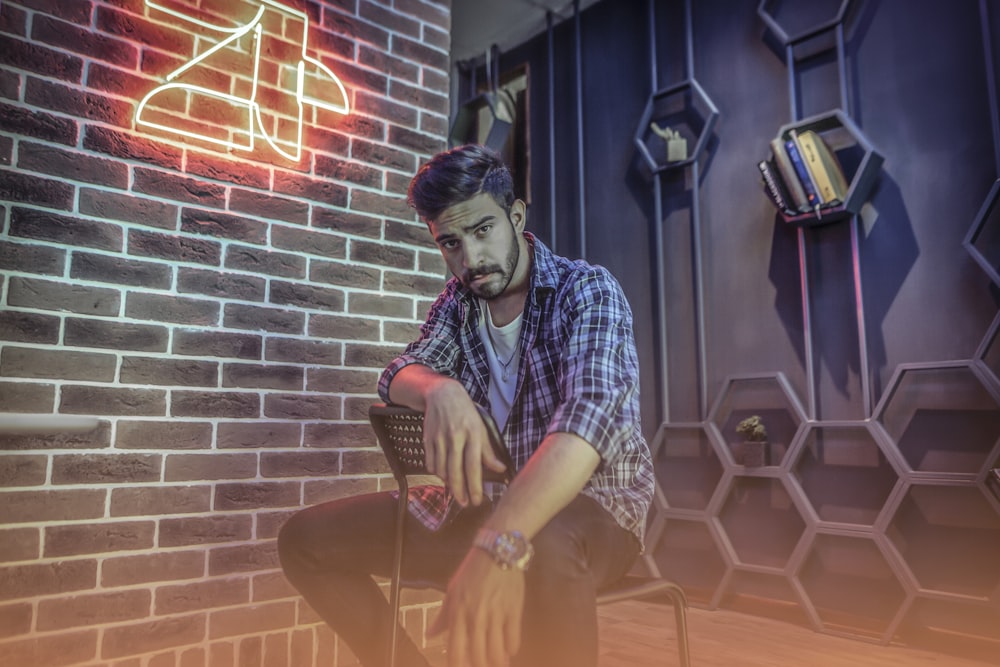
[441,240,459,250]
[476,224,492,236]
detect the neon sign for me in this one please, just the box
[135,0,349,161]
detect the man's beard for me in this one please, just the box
[461,229,520,300]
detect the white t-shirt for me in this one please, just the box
[478,299,523,432]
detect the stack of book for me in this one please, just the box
[758,128,849,220]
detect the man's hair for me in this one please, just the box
[407,144,515,222]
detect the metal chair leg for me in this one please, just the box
[386,479,408,667]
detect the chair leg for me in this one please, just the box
[664,584,690,667]
[387,481,408,667]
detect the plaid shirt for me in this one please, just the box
[378,234,654,546]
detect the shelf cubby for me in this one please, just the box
[798,533,907,639]
[650,423,725,511]
[633,78,719,174]
[718,476,807,569]
[708,373,807,468]
[789,423,900,527]
[647,517,728,606]
[886,483,1000,598]
[771,109,883,227]
[874,362,1000,475]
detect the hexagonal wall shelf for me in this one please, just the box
[885,482,1000,599]
[708,373,808,468]
[874,362,1000,475]
[757,0,851,46]
[717,475,809,569]
[773,109,884,227]
[797,532,908,640]
[633,78,718,174]
[964,177,1000,286]
[650,422,726,511]
[788,422,901,527]
[645,517,728,606]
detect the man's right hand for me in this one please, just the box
[422,378,507,506]
[388,365,508,506]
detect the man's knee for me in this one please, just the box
[277,507,314,575]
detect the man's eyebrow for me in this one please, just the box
[434,215,496,244]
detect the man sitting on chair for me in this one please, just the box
[278,144,654,667]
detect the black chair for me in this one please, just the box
[369,403,691,667]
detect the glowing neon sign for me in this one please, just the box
[136,0,349,161]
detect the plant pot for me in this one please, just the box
[741,440,768,467]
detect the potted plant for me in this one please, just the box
[736,415,768,467]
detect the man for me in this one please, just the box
[278,145,654,667]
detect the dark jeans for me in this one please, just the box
[277,491,639,667]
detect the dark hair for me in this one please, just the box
[407,144,515,221]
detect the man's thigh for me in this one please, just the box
[529,494,639,588]
[282,490,491,583]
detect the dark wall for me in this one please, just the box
[484,0,1000,657]
[510,0,998,427]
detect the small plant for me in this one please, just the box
[736,415,768,466]
[736,415,767,442]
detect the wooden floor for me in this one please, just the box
[425,601,995,666]
[595,600,996,667]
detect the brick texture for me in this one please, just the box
[0,0,449,663]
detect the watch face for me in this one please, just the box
[495,531,532,569]
[476,529,533,570]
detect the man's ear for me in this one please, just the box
[509,199,527,231]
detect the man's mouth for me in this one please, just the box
[466,269,498,285]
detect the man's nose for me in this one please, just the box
[463,241,486,269]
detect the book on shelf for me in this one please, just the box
[796,129,848,205]
[769,137,809,212]
[757,159,795,215]
[784,131,823,216]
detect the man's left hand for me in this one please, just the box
[428,548,524,667]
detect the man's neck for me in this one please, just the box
[486,287,528,328]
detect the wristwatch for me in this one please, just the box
[473,528,534,571]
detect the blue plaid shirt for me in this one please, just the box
[378,234,654,546]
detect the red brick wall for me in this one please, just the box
[0,0,450,664]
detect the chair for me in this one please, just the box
[369,403,691,667]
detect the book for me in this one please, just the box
[769,137,809,212]
[784,131,822,216]
[796,129,849,204]
[758,159,794,214]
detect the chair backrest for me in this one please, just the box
[369,403,515,485]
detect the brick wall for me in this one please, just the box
[0,0,450,665]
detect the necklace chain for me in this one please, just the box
[483,305,520,382]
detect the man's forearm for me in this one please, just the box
[386,362,459,409]
[481,431,600,540]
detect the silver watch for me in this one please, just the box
[473,528,534,571]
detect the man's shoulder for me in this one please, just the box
[533,237,620,291]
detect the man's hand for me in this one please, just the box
[422,378,507,506]
[429,548,524,667]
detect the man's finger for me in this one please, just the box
[464,436,484,505]
[447,432,468,505]
[449,610,468,667]
[487,608,508,667]
[504,601,521,658]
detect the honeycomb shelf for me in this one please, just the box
[772,109,884,227]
